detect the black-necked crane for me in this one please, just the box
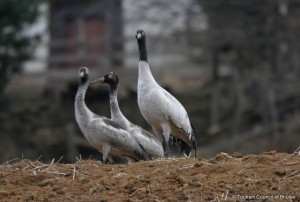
[135,29,197,157]
[90,72,164,159]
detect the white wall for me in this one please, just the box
[23,3,49,74]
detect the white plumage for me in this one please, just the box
[90,72,164,159]
[135,30,197,157]
[74,67,148,163]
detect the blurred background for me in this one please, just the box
[1,0,300,163]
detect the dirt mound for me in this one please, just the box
[0,151,299,201]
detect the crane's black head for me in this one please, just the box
[135,29,148,62]
[136,29,146,41]
[103,72,119,87]
[79,67,89,84]
[90,72,119,90]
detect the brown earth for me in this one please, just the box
[0,151,299,202]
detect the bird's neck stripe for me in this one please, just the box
[138,40,148,62]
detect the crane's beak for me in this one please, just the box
[90,77,105,84]
[136,33,142,39]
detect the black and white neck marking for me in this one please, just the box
[75,66,93,124]
[106,72,119,93]
[136,29,148,62]
[79,67,89,86]
[90,72,124,121]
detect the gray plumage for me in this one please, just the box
[90,72,164,159]
[135,29,197,157]
[74,67,148,163]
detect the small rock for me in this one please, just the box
[231,152,243,158]
[176,176,186,185]
[274,170,286,176]
[38,179,52,187]
[194,162,203,168]
[166,172,179,180]
[107,190,115,195]
[189,181,203,187]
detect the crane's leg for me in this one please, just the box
[102,144,111,164]
[151,125,170,158]
[107,155,114,163]
[161,123,171,158]
[151,126,163,141]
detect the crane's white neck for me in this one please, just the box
[75,82,93,127]
[138,61,157,87]
[109,87,128,125]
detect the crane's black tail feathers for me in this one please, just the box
[191,123,197,158]
[180,123,197,158]
[180,141,191,156]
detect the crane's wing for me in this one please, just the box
[129,124,164,158]
[160,88,192,135]
[89,117,147,160]
[129,123,159,140]
[159,87,197,151]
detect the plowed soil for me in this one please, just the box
[0,151,299,202]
